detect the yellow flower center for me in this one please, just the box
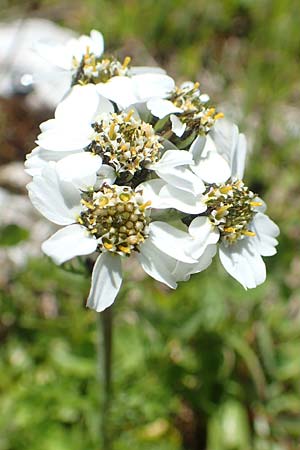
[78,185,150,256]
[169,83,224,135]
[72,49,131,86]
[87,111,163,179]
[204,180,261,245]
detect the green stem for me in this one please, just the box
[99,306,113,449]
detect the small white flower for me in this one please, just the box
[26,94,202,195]
[147,81,223,137]
[153,119,280,288]
[36,29,105,71]
[27,152,199,311]
[36,29,175,108]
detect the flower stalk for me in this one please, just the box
[99,305,113,450]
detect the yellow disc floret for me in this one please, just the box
[204,180,261,245]
[78,184,150,256]
[87,111,163,178]
[169,83,223,135]
[72,48,131,86]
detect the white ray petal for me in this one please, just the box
[170,114,186,137]
[37,125,92,152]
[87,253,123,312]
[171,244,217,281]
[189,135,206,164]
[96,77,137,108]
[188,217,219,259]
[149,222,196,263]
[159,184,206,214]
[156,165,205,194]
[147,98,181,119]
[232,133,247,179]
[191,150,231,184]
[219,240,266,289]
[42,224,97,264]
[55,84,112,125]
[150,149,193,170]
[251,213,279,256]
[95,164,116,187]
[27,164,81,225]
[138,239,177,289]
[25,147,82,176]
[137,179,169,209]
[133,73,175,102]
[56,152,102,190]
[130,66,166,75]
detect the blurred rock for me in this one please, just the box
[0,161,31,193]
[0,18,75,109]
[0,183,56,282]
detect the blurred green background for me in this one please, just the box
[0,0,300,449]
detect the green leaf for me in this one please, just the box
[0,224,30,247]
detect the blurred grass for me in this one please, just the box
[1,0,300,449]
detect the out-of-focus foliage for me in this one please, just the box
[1,1,300,449]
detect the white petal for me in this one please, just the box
[188,217,219,259]
[25,147,46,176]
[147,98,181,119]
[40,118,57,132]
[95,164,116,187]
[156,165,205,194]
[130,66,166,75]
[37,125,92,152]
[96,77,137,108]
[149,222,196,263]
[208,119,248,179]
[133,73,175,102]
[172,243,217,281]
[27,164,81,225]
[189,135,206,164]
[56,152,102,190]
[55,84,113,125]
[87,253,122,312]
[137,179,169,209]
[191,150,231,184]
[70,30,104,62]
[138,240,177,288]
[42,224,97,264]
[186,244,217,274]
[251,213,279,256]
[159,184,206,214]
[190,133,231,183]
[232,133,247,179]
[219,240,266,289]
[150,149,193,171]
[170,114,186,137]
[89,29,105,56]
[34,41,74,70]
[25,147,81,176]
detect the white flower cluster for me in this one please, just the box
[25,30,279,311]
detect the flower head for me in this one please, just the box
[78,184,150,256]
[87,110,162,178]
[27,152,199,311]
[151,119,279,289]
[147,81,223,139]
[72,53,131,86]
[204,179,259,245]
